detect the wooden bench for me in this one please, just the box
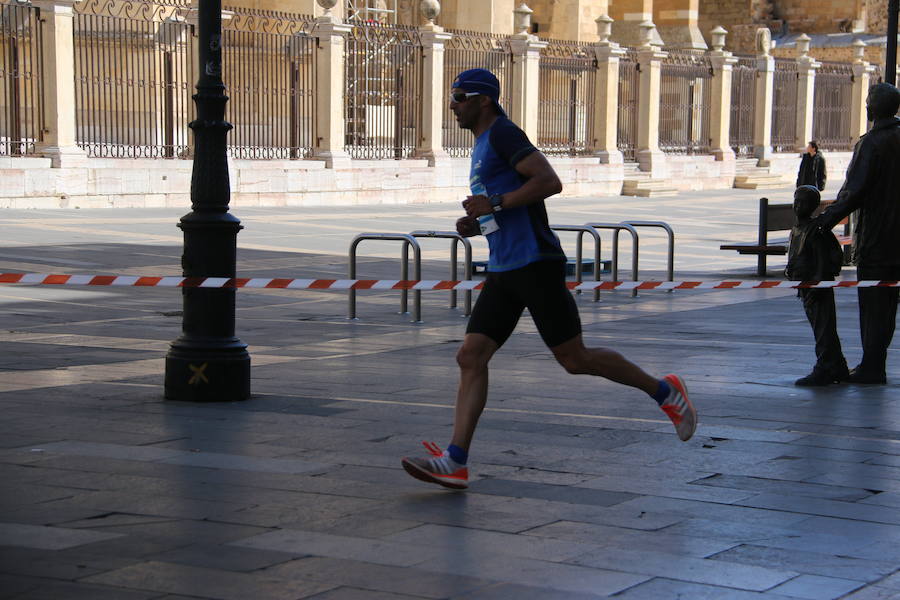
[720,197,851,276]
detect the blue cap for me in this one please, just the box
[452,68,507,118]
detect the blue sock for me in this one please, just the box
[651,379,670,406]
[447,444,468,465]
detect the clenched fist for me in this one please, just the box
[456,216,480,238]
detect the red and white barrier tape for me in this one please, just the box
[0,272,897,290]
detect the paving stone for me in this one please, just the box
[304,588,427,600]
[418,553,651,596]
[471,478,638,506]
[449,582,607,599]
[570,545,797,591]
[229,529,444,567]
[522,520,738,558]
[263,556,491,599]
[0,522,124,550]
[609,577,800,600]
[769,574,867,600]
[735,492,900,525]
[709,544,899,583]
[147,543,301,572]
[83,561,337,600]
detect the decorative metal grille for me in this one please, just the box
[74,0,194,158]
[441,29,512,158]
[771,58,798,153]
[617,50,639,161]
[729,55,756,157]
[344,21,422,159]
[812,61,853,151]
[223,8,316,160]
[536,40,596,156]
[658,50,712,155]
[0,0,42,156]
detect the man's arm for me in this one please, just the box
[817,141,873,229]
[462,151,562,217]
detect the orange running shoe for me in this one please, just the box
[401,441,468,490]
[660,374,697,441]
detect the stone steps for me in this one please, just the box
[621,178,679,197]
[733,157,790,189]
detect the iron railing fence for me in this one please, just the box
[441,29,512,157]
[658,50,712,155]
[536,40,596,156]
[730,55,756,157]
[0,0,42,156]
[344,20,422,160]
[617,50,639,162]
[772,57,799,152]
[812,61,853,151]
[74,0,194,159]
[223,8,315,160]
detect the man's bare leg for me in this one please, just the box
[550,334,697,440]
[450,333,499,452]
[549,334,659,393]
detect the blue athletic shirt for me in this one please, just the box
[470,116,565,272]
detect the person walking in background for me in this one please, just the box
[797,140,827,191]
[815,83,900,385]
[786,185,848,386]
[400,68,697,491]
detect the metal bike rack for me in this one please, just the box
[620,220,675,287]
[409,230,474,316]
[585,222,640,297]
[550,225,603,302]
[349,233,421,322]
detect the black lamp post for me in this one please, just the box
[164,0,250,401]
[888,0,899,85]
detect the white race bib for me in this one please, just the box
[478,214,500,236]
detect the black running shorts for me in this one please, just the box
[466,259,582,348]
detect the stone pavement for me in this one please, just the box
[2,185,900,600]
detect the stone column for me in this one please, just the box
[635,22,667,174]
[653,0,706,50]
[416,22,452,166]
[591,15,624,164]
[508,5,546,141]
[608,0,662,48]
[32,0,86,167]
[753,28,774,165]
[795,34,819,153]
[707,27,737,162]
[310,13,352,168]
[850,39,875,146]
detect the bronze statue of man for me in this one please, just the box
[816,82,900,384]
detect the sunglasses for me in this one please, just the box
[450,91,481,103]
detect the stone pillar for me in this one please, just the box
[591,15,624,164]
[310,14,352,168]
[653,0,706,50]
[850,39,875,146]
[440,0,516,35]
[635,23,667,174]
[608,0,662,48]
[753,28,774,165]
[708,27,736,162]
[795,34,819,153]
[416,22,452,165]
[508,5,546,141]
[32,0,86,167]
[541,0,609,43]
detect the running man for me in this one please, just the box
[401,68,697,490]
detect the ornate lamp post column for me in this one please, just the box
[164,0,250,402]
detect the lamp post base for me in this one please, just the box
[165,339,250,402]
